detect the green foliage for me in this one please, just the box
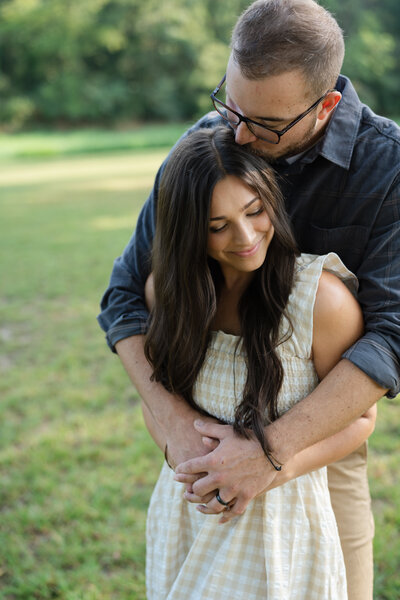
[324,0,399,114]
[0,0,248,128]
[1,0,399,128]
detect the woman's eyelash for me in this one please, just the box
[209,207,264,233]
[248,207,264,216]
[209,224,227,233]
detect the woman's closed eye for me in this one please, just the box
[247,206,264,217]
[209,206,265,234]
[209,223,228,233]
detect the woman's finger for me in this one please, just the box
[202,436,219,449]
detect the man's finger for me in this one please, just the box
[183,490,216,504]
[218,497,248,524]
[194,419,230,439]
[196,499,228,515]
[175,455,211,475]
[196,491,237,516]
[192,473,233,498]
[174,472,205,484]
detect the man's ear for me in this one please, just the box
[317,91,342,121]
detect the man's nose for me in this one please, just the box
[234,121,258,146]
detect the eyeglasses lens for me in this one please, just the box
[212,99,279,144]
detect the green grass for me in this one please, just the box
[0,123,189,159]
[0,145,166,599]
[0,131,399,599]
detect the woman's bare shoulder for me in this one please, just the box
[312,271,364,379]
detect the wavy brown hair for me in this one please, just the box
[144,126,299,455]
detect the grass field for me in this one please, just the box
[0,123,189,160]
[0,128,399,599]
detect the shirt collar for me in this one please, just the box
[303,75,363,170]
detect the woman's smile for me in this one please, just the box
[231,238,264,257]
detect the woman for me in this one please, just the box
[142,126,376,599]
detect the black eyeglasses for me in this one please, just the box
[210,74,335,145]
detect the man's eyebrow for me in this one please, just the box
[226,88,285,123]
[255,115,285,123]
[210,197,259,221]
[225,86,288,123]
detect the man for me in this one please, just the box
[98,1,400,598]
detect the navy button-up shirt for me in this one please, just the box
[98,76,400,397]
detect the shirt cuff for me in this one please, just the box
[105,315,149,353]
[342,332,400,398]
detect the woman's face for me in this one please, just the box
[207,175,274,282]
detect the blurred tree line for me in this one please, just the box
[0,0,399,130]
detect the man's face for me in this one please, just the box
[225,58,327,163]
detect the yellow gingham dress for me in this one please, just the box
[146,253,356,599]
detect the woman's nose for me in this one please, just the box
[234,222,256,246]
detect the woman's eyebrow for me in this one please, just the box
[210,197,259,221]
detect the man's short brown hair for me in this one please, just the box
[231,0,345,97]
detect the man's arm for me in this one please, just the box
[342,178,400,397]
[98,112,223,351]
[181,388,378,513]
[174,178,400,517]
[97,170,160,349]
[174,273,387,522]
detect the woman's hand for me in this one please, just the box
[164,415,220,471]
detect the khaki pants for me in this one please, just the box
[327,442,374,600]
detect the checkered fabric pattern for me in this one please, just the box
[146,253,355,599]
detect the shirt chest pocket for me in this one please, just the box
[295,224,369,272]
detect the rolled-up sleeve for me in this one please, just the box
[97,166,161,351]
[97,112,224,352]
[342,177,400,397]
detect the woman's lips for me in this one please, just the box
[232,239,262,257]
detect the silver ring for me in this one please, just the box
[216,491,230,507]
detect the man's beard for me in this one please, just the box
[244,118,320,164]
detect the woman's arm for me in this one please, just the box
[265,271,377,489]
[135,274,218,466]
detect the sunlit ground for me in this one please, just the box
[0,148,399,599]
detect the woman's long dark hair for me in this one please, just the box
[144,126,299,455]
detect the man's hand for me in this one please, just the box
[174,420,279,523]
